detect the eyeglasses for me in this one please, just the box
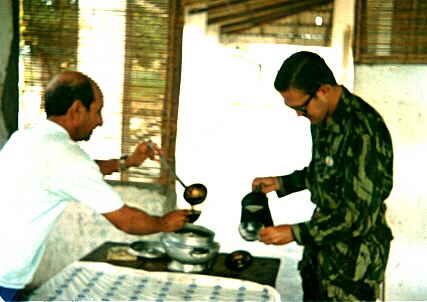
[288,94,314,115]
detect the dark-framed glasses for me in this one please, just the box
[288,94,314,115]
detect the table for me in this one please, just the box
[81,241,280,287]
[26,242,281,301]
[27,261,281,301]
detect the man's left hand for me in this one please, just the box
[127,142,160,167]
[258,224,294,245]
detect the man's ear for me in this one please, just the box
[316,84,332,98]
[67,100,86,124]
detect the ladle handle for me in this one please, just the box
[146,141,187,188]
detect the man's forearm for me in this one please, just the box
[96,158,135,175]
[276,167,308,197]
[103,205,165,235]
[95,159,120,175]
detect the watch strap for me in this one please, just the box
[119,155,128,171]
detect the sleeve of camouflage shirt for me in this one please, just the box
[275,168,308,198]
[278,130,393,246]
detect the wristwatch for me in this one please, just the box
[119,155,128,171]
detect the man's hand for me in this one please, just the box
[258,224,294,245]
[95,142,161,175]
[160,209,190,232]
[252,177,280,193]
[127,141,160,167]
[103,206,190,235]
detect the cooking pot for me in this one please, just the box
[161,224,220,271]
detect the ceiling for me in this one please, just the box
[182,0,333,33]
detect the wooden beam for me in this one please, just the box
[218,0,333,34]
[189,0,247,14]
[209,0,330,25]
[189,0,294,15]
[208,0,298,19]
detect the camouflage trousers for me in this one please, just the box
[298,246,384,302]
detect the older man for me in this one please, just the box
[252,51,393,301]
[0,71,189,301]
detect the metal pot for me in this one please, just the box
[161,224,220,266]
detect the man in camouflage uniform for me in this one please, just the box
[252,51,393,301]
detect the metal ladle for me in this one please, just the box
[147,142,207,206]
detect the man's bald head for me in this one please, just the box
[44,71,101,117]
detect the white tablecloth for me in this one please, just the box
[27,261,281,301]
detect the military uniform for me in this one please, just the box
[277,86,393,301]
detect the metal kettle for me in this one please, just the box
[238,186,274,241]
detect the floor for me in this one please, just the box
[275,245,304,301]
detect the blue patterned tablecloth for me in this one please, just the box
[27,261,281,301]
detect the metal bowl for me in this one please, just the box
[128,241,166,259]
[225,250,253,271]
[187,209,201,223]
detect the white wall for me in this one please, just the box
[354,64,427,301]
[177,12,314,256]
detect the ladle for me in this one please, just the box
[147,142,207,206]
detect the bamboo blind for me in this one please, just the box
[20,0,184,189]
[355,0,427,64]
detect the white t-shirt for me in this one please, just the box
[0,120,124,289]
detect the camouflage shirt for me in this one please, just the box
[277,86,393,300]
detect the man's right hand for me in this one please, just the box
[258,224,294,245]
[252,177,280,193]
[103,206,190,235]
[160,209,190,232]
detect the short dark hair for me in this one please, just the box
[274,51,337,94]
[44,71,95,117]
